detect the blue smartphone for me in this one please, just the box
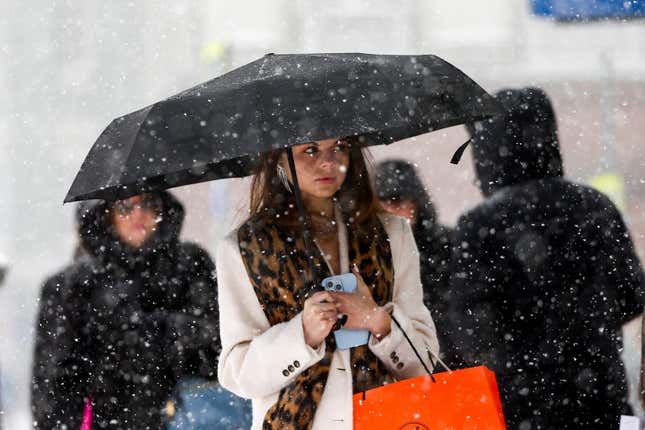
[322,273,370,350]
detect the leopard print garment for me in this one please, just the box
[237,214,394,430]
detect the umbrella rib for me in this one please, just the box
[118,105,156,189]
[286,147,318,291]
[65,53,504,204]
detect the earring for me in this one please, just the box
[277,164,292,193]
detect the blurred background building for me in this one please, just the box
[1,1,644,427]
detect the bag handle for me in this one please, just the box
[390,315,451,384]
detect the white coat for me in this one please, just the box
[216,213,439,430]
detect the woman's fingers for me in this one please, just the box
[317,310,339,322]
[306,301,338,324]
[329,287,370,308]
[352,264,365,283]
[307,290,334,304]
[352,265,372,297]
[313,302,338,314]
[330,291,364,311]
[303,297,338,347]
[334,301,349,315]
[335,300,372,317]
[328,291,349,304]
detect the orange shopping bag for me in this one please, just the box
[354,316,507,429]
[353,366,506,430]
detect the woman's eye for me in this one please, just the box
[304,146,318,155]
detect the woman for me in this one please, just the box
[217,137,439,430]
[374,159,452,296]
[32,192,222,430]
[374,160,458,365]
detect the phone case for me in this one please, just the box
[322,273,370,350]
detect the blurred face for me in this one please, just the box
[380,199,418,225]
[111,194,160,248]
[281,137,351,204]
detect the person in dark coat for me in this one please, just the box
[31,192,220,430]
[374,160,457,363]
[449,87,645,429]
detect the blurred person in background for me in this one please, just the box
[449,87,645,429]
[374,160,457,364]
[31,191,250,430]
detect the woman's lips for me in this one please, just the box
[316,177,336,183]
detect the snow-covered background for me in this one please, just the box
[2,1,645,427]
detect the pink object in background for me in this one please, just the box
[80,398,92,430]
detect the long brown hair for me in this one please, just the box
[248,137,381,229]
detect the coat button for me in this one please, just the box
[288,365,295,373]
[293,360,300,368]
[390,351,397,359]
[392,356,399,364]
[396,362,404,370]
[282,369,290,377]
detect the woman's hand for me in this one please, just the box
[331,265,392,340]
[302,291,338,348]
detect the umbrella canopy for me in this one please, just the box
[65,53,501,203]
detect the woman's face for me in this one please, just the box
[111,194,160,248]
[282,137,351,201]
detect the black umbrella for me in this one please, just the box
[64,53,501,204]
[65,52,501,294]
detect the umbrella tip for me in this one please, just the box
[63,193,78,204]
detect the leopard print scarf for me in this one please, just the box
[237,214,394,430]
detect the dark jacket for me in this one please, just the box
[374,160,455,362]
[31,192,220,430]
[449,88,644,429]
